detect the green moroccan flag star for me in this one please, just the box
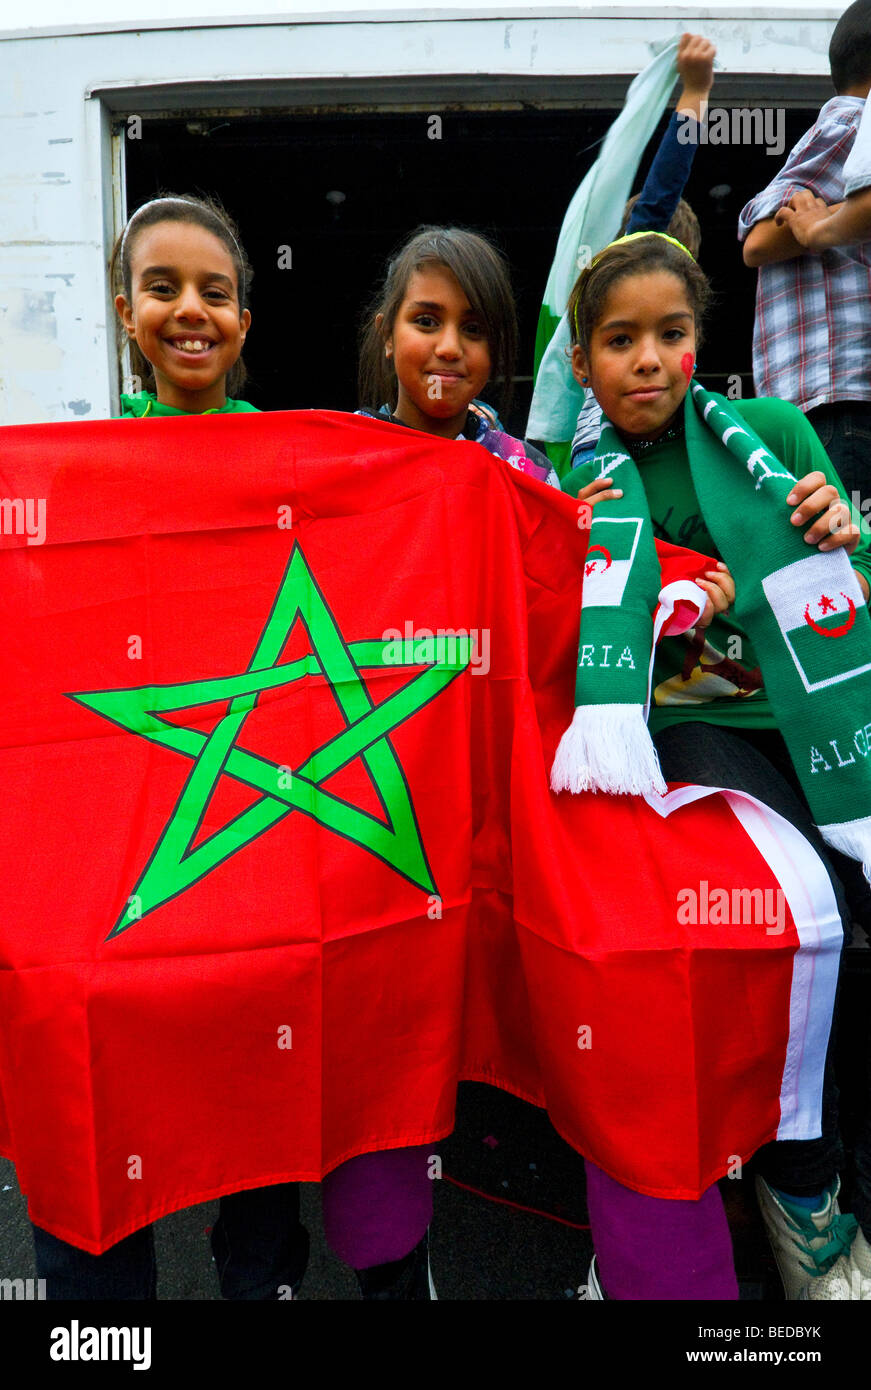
[69,544,471,939]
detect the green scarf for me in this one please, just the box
[552,381,871,880]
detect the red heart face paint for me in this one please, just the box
[681,352,694,384]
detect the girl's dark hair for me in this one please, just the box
[618,194,701,259]
[567,234,712,355]
[110,192,253,398]
[830,0,871,93]
[358,225,518,416]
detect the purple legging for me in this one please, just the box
[585,1160,738,1299]
[322,1144,433,1270]
[320,1146,738,1291]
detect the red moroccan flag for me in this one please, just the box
[0,411,840,1252]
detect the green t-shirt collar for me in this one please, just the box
[120,391,258,417]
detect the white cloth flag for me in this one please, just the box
[527,39,679,443]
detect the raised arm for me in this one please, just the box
[674,32,715,124]
[627,33,715,236]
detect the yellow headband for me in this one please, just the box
[571,231,697,342]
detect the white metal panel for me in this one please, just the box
[0,9,839,424]
[0,2,849,42]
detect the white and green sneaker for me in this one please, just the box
[755,1176,858,1300]
[803,1226,871,1300]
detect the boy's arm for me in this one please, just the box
[776,190,865,249]
[768,92,871,251]
[739,109,859,265]
[627,33,714,235]
[742,217,808,267]
[806,85,871,248]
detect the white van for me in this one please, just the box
[0,2,842,430]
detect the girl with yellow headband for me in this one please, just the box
[560,230,871,1302]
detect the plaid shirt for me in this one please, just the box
[738,96,871,413]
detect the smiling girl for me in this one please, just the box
[33,196,449,1303]
[31,196,316,1302]
[358,225,557,483]
[111,195,256,417]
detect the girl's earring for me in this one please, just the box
[581,376,588,384]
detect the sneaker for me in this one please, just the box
[802,1227,871,1300]
[582,1255,605,1300]
[356,1230,436,1300]
[755,1176,858,1300]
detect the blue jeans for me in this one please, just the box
[806,400,871,514]
[855,1105,871,1241]
[32,1182,308,1300]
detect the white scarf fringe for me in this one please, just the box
[819,815,871,887]
[550,703,667,796]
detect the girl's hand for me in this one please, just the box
[786,472,860,554]
[577,476,624,507]
[695,561,734,629]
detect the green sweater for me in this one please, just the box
[562,396,871,732]
[120,391,258,418]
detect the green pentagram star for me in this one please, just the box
[69,543,470,940]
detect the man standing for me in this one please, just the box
[739,0,871,504]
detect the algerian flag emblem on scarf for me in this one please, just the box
[583,516,643,607]
[762,554,871,693]
[552,381,871,883]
